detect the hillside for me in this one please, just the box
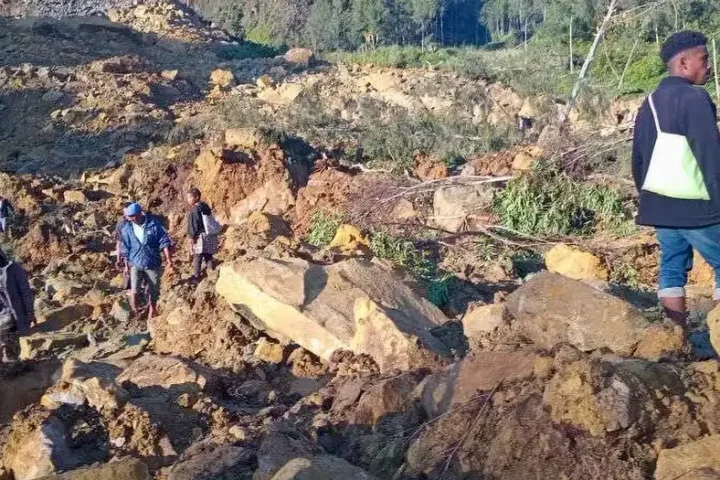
[1,2,720,480]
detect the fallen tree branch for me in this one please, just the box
[380,175,513,204]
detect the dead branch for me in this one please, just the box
[379,175,513,204]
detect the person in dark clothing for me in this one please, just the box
[119,203,174,319]
[632,31,720,326]
[0,249,35,363]
[0,196,15,235]
[186,188,219,283]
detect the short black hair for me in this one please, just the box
[661,30,708,64]
[187,187,201,199]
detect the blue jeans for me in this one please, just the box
[656,224,720,299]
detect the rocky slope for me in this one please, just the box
[0,2,719,480]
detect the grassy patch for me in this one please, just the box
[307,211,342,246]
[495,161,635,237]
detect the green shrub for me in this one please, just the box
[307,211,342,246]
[216,42,284,61]
[495,161,634,236]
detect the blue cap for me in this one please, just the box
[124,202,142,216]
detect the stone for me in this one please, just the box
[161,70,180,81]
[289,378,323,397]
[707,304,720,356]
[62,190,87,203]
[462,303,509,338]
[210,69,236,88]
[419,352,536,418]
[283,48,315,66]
[116,355,218,394]
[20,333,89,360]
[38,304,93,331]
[36,459,149,480]
[255,338,285,364]
[545,244,609,281]
[43,359,127,412]
[655,436,720,480]
[257,74,274,89]
[391,199,418,221]
[216,258,451,371]
[633,322,684,361]
[0,362,59,424]
[229,178,296,223]
[415,157,449,181]
[254,430,315,480]
[168,444,252,480]
[257,83,303,105]
[111,298,132,322]
[354,372,421,425]
[543,358,683,437]
[328,224,369,253]
[271,456,378,480]
[432,184,494,233]
[44,277,87,303]
[506,272,650,355]
[225,127,262,150]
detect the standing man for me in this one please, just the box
[186,188,219,284]
[0,195,15,236]
[0,249,34,363]
[119,203,174,319]
[632,31,720,327]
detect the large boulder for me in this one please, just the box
[216,258,452,372]
[283,48,315,66]
[271,456,378,480]
[254,430,315,480]
[0,362,60,423]
[655,436,720,480]
[432,184,494,233]
[42,359,127,412]
[36,459,149,480]
[506,272,650,355]
[168,443,252,480]
[20,332,89,360]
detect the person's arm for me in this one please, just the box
[632,101,650,193]
[684,89,720,203]
[158,225,175,272]
[119,227,130,265]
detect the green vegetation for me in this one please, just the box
[370,231,454,307]
[215,42,285,61]
[495,161,635,236]
[307,211,342,246]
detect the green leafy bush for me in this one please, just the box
[216,42,284,61]
[307,211,342,246]
[495,162,634,236]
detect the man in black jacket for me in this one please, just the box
[632,31,720,326]
[186,188,219,283]
[0,249,35,362]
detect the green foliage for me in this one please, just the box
[495,161,634,236]
[307,211,342,246]
[610,262,641,289]
[369,231,453,307]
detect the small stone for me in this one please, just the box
[255,338,284,364]
[257,74,274,89]
[62,190,87,204]
[210,69,236,88]
[545,244,609,281]
[229,425,247,440]
[283,48,315,67]
[462,303,509,338]
[161,70,180,81]
[111,298,132,322]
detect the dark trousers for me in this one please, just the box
[193,254,214,279]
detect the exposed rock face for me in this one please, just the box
[116,354,219,394]
[506,272,650,355]
[655,436,720,480]
[216,257,452,372]
[544,244,609,281]
[270,455,379,480]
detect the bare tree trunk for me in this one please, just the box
[569,17,574,74]
[714,37,719,104]
[618,36,641,90]
[563,0,619,124]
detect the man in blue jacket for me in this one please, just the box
[633,31,720,326]
[119,203,175,319]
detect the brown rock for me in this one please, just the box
[36,459,149,480]
[116,355,218,394]
[506,272,649,355]
[391,199,418,221]
[168,444,251,480]
[20,333,89,360]
[62,190,87,203]
[0,362,59,424]
[415,156,449,181]
[43,359,127,412]
[216,258,451,372]
[230,178,296,223]
[432,184,494,233]
[353,372,421,425]
[270,456,378,480]
[225,127,262,150]
[257,74,274,89]
[419,351,536,418]
[255,338,284,364]
[462,303,509,338]
[328,224,369,254]
[283,48,315,66]
[161,70,180,81]
[655,436,720,480]
[633,322,684,361]
[254,430,315,480]
[210,69,236,88]
[545,244,609,281]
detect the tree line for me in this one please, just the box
[186,0,720,51]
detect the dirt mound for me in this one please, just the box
[0,0,133,17]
